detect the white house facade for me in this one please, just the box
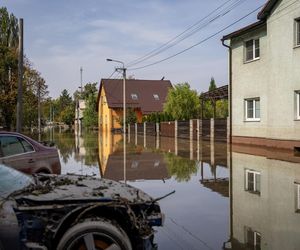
[223,0,300,150]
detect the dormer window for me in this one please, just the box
[245,39,260,62]
[153,94,159,100]
[131,93,138,100]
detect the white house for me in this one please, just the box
[222,0,300,150]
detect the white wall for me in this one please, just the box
[231,0,300,140]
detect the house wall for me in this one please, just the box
[98,87,144,131]
[231,0,300,144]
[98,88,112,131]
[232,151,300,249]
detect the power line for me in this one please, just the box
[126,0,235,67]
[107,69,117,79]
[168,217,215,250]
[128,3,264,71]
[126,0,246,67]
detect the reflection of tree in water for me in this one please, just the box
[52,130,76,164]
[164,153,197,182]
[82,132,98,166]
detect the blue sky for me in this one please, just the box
[3,0,266,98]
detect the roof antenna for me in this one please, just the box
[161,76,165,80]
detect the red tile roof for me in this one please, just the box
[98,79,172,114]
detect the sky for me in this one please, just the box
[2,0,266,98]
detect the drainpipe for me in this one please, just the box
[221,39,232,144]
[222,37,233,247]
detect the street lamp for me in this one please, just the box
[106,58,127,135]
[106,58,127,183]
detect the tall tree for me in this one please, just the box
[0,7,19,129]
[164,83,200,120]
[209,77,217,91]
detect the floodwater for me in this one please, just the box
[34,129,300,250]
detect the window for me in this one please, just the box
[0,136,34,157]
[296,91,300,120]
[245,227,261,250]
[245,98,260,121]
[295,19,300,46]
[245,39,260,62]
[131,93,138,100]
[245,169,261,194]
[296,183,300,212]
[153,94,159,100]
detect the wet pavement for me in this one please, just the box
[32,129,300,250]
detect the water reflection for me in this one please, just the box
[226,145,300,250]
[30,129,300,249]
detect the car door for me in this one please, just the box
[0,135,36,174]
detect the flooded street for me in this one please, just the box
[32,129,300,250]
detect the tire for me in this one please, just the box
[56,218,132,250]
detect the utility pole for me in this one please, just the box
[106,58,127,183]
[80,66,83,94]
[16,18,23,133]
[38,82,41,141]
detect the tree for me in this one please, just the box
[0,7,19,129]
[164,83,200,120]
[83,93,98,128]
[55,89,74,126]
[74,82,98,100]
[209,77,217,91]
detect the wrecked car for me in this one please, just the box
[0,164,164,250]
[0,132,61,174]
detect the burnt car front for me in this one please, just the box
[0,164,34,250]
[12,174,164,250]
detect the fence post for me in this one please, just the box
[190,119,193,160]
[210,118,214,142]
[144,122,146,148]
[135,123,137,145]
[156,122,160,149]
[227,116,230,143]
[128,124,130,143]
[175,120,178,155]
[197,119,200,161]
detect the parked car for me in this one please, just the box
[0,132,61,174]
[0,164,164,250]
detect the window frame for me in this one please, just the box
[245,169,261,195]
[295,182,300,212]
[244,38,260,62]
[245,226,261,249]
[296,91,300,120]
[295,18,300,47]
[245,98,261,121]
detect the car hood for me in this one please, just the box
[13,174,154,205]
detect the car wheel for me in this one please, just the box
[57,218,132,250]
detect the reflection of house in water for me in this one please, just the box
[75,131,86,162]
[98,132,170,181]
[101,151,169,181]
[226,145,300,249]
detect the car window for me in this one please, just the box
[0,136,26,157]
[0,164,33,198]
[19,137,34,152]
